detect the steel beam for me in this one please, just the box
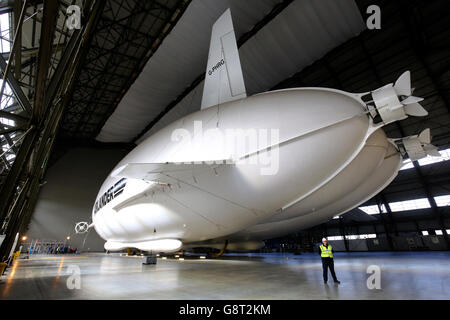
[0,0,105,258]
[0,110,29,123]
[0,55,33,115]
[32,0,58,122]
[338,216,349,252]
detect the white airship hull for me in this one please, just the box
[94,88,392,249]
[87,10,429,253]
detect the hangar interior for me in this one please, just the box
[0,0,449,300]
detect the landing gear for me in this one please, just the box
[142,252,159,266]
[142,254,157,265]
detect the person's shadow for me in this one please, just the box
[324,282,340,299]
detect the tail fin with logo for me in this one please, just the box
[201,9,247,110]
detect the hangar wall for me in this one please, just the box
[26,148,128,252]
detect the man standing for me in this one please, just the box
[319,238,340,284]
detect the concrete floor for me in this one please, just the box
[0,251,449,300]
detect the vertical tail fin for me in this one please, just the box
[201,9,247,110]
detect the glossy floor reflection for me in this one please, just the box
[0,251,449,299]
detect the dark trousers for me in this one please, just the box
[322,258,338,282]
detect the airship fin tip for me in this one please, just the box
[201,9,247,110]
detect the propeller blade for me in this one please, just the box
[409,150,428,161]
[424,144,440,157]
[419,128,431,144]
[402,96,424,105]
[390,102,405,111]
[404,103,428,117]
[395,71,412,96]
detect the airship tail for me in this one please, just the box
[201,9,247,110]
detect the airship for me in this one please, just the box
[77,9,436,254]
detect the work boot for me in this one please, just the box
[334,280,341,284]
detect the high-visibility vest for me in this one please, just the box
[320,244,333,258]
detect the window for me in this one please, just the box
[327,236,344,241]
[400,148,450,171]
[359,205,387,215]
[388,198,431,212]
[360,234,377,239]
[400,159,414,170]
[0,12,15,114]
[0,13,11,53]
[359,205,379,215]
[346,234,376,240]
[422,231,429,236]
[434,195,450,207]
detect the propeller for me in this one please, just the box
[393,71,428,117]
[398,128,440,161]
[75,221,90,234]
[370,71,428,125]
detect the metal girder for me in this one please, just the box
[374,197,394,250]
[13,0,23,81]
[0,0,27,107]
[0,55,33,115]
[0,0,106,259]
[32,0,58,122]
[0,110,29,123]
[0,126,26,135]
[0,0,14,14]
[397,0,450,114]
[411,161,450,249]
[0,0,59,228]
[0,127,36,226]
[338,216,349,252]
[57,0,191,142]
[87,0,191,138]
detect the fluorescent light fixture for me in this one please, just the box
[358,234,376,239]
[389,198,431,212]
[434,195,450,207]
[422,231,429,236]
[359,204,387,215]
[401,148,450,170]
[359,205,379,215]
[327,236,344,241]
[435,230,443,235]
[400,159,414,170]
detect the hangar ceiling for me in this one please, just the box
[51,0,450,159]
[59,0,190,141]
[96,0,365,143]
